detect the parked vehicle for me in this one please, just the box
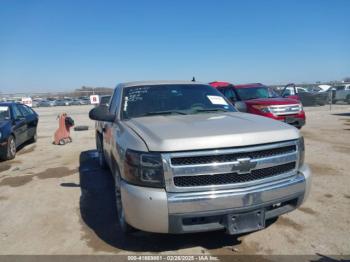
[210,82,306,129]
[90,81,311,235]
[0,102,39,160]
[281,83,329,106]
[331,84,350,104]
[70,99,84,106]
[79,97,91,105]
[37,100,56,107]
[99,95,111,107]
[55,99,71,106]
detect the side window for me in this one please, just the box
[109,88,121,115]
[12,105,24,119]
[224,88,237,102]
[18,105,32,116]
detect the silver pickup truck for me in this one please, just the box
[89,81,311,235]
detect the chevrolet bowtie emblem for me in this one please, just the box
[233,157,257,174]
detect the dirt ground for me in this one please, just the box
[0,104,349,256]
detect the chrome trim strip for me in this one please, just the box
[167,140,296,158]
[162,140,300,193]
[171,152,297,176]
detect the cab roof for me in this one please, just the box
[119,80,207,88]
[209,81,234,88]
[0,102,16,106]
[234,83,266,89]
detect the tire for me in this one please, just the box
[74,126,89,131]
[114,170,134,234]
[5,135,16,160]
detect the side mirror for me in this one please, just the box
[234,101,247,112]
[89,106,115,122]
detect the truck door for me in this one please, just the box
[104,88,120,166]
[281,83,300,101]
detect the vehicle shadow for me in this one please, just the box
[78,150,253,252]
[332,113,350,117]
[0,140,35,164]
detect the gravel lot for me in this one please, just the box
[0,104,349,256]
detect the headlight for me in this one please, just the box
[0,131,2,140]
[298,136,305,168]
[251,105,271,113]
[124,149,164,188]
[298,103,303,112]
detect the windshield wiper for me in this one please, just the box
[143,110,187,116]
[193,108,229,113]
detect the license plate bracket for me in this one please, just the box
[224,210,265,235]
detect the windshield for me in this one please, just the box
[235,86,280,100]
[0,106,10,121]
[121,84,235,119]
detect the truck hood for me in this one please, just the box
[125,112,300,152]
[244,97,300,106]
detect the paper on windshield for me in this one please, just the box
[0,106,9,111]
[207,95,228,105]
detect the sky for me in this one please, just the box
[0,0,349,93]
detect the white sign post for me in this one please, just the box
[21,97,33,107]
[90,95,100,105]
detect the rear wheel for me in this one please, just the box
[5,136,16,160]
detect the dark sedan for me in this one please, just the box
[0,102,39,160]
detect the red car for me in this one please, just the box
[209,82,306,129]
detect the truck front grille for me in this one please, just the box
[162,140,300,192]
[173,162,296,187]
[171,145,296,166]
[269,104,302,116]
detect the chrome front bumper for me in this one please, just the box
[121,164,311,234]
